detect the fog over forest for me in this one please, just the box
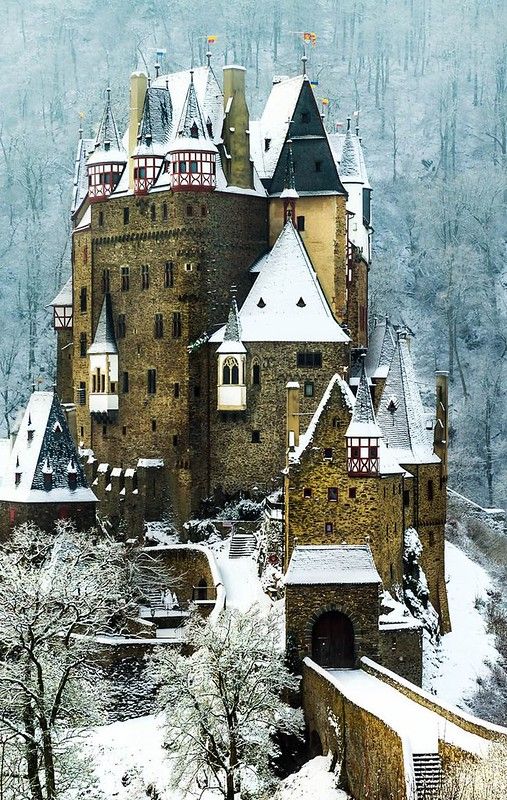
[0,0,505,506]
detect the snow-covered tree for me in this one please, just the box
[0,520,142,800]
[152,607,303,800]
[403,527,439,638]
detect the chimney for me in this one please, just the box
[434,371,449,482]
[222,66,254,189]
[286,382,300,454]
[128,71,148,190]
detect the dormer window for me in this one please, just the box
[297,297,306,307]
[264,138,271,151]
[257,298,266,308]
[190,121,199,139]
[206,118,213,137]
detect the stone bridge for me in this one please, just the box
[302,656,507,800]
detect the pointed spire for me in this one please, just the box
[301,48,308,78]
[177,70,207,139]
[280,139,299,200]
[223,290,242,343]
[94,87,123,153]
[339,127,361,179]
[88,293,118,355]
[346,356,382,438]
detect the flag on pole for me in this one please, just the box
[303,32,317,45]
[321,98,330,106]
[207,35,217,44]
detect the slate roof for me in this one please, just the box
[88,89,126,165]
[88,293,118,355]
[209,221,349,343]
[285,545,381,585]
[346,357,383,438]
[72,136,94,214]
[376,333,439,465]
[136,87,172,154]
[0,392,97,504]
[217,296,246,354]
[365,317,396,379]
[292,373,354,461]
[250,75,305,180]
[328,131,370,188]
[177,71,207,138]
[339,129,361,179]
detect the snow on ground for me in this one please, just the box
[425,541,500,707]
[145,519,180,545]
[272,755,349,800]
[211,539,271,612]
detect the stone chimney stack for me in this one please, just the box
[222,65,254,189]
[128,71,148,190]
[286,382,300,454]
[433,370,449,482]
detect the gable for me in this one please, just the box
[32,396,89,492]
[269,81,346,196]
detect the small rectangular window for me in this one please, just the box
[78,381,86,405]
[172,312,182,338]
[173,434,179,446]
[164,261,174,288]
[264,138,271,151]
[162,202,168,221]
[297,215,305,232]
[154,313,164,338]
[184,262,192,272]
[80,287,87,312]
[147,368,157,394]
[324,448,333,460]
[79,332,87,357]
[349,487,357,499]
[122,371,129,393]
[102,269,110,293]
[123,207,130,225]
[297,351,322,368]
[403,490,410,507]
[303,487,312,499]
[141,264,150,290]
[251,430,261,443]
[102,424,107,437]
[304,380,314,397]
[325,522,333,534]
[117,314,126,338]
[98,210,104,227]
[186,204,193,217]
[427,479,434,501]
[122,426,127,436]
[151,418,157,432]
[328,487,338,501]
[150,204,156,221]
[179,161,187,173]
[174,382,180,398]
[194,385,201,398]
[121,266,130,291]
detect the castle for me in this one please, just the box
[0,57,451,681]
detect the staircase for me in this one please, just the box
[229,532,257,558]
[413,753,442,798]
[138,586,189,628]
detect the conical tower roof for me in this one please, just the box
[178,71,208,139]
[88,88,126,165]
[339,128,361,180]
[88,293,118,355]
[217,295,246,354]
[346,357,383,438]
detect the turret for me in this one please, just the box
[88,294,119,421]
[346,356,382,476]
[216,295,246,411]
[87,88,127,202]
[166,70,217,192]
[133,85,172,196]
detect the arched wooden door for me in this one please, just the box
[312,611,355,668]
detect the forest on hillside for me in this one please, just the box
[0,0,505,506]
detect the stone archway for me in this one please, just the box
[312,611,355,668]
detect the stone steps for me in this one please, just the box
[413,752,442,798]
[229,532,257,559]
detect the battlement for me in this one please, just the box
[81,450,167,539]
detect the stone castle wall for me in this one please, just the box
[448,488,506,535]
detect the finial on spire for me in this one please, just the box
[154,62,160,78]
[106,87,111,102]
[190,67,194,83]
[206,50,212,67]
[301,49,308,77]
[347,116,351,131]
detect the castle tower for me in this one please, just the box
[345,357,381,476]
[133,84,172,195]
[86,89,127,202]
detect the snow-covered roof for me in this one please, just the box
[87,88,126,166]
[250,75,305,180]
[88,294,118,355]
[0,392,97,505]
[293,373,354,461]
[210,222,349,343]
[135,86,172,156]
[151,66,223,147]
[285,545,381,585]
[346,357,383,438]
[48,276,72,308]
[216,297,247,354]
[377,333,439,465]
[328,130,370,188]
[365,317,396,379]
[72,136,94,214]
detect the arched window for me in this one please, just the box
[223,356,239,385]
[252,362,260,386]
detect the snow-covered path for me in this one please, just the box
[212,540,271,612]
[327,668,488,756]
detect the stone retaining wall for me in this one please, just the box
[448,488,506,535]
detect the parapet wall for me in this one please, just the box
[302,659,413,800]
[448,488,506,536]
[81,451,167,539]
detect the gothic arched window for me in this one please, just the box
[222,356,239,385]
